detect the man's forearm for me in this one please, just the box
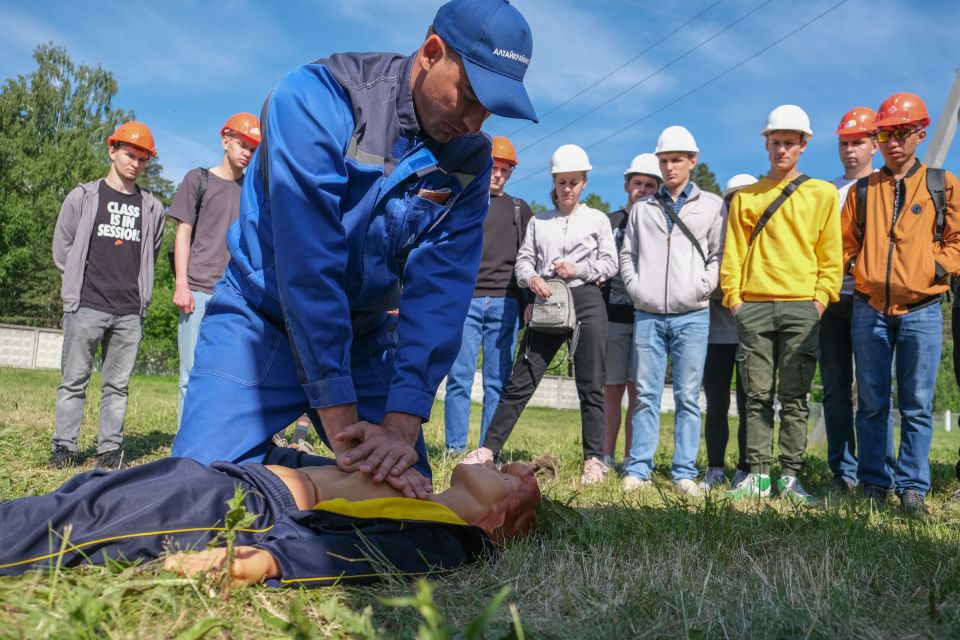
[174,223,192,285]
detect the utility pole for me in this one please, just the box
[924,68,960,169]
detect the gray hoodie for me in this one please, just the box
[619,183,723,314]
[52,179,166,317]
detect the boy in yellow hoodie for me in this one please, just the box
[721,105,842,503]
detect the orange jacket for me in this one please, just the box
[841,161,960,316]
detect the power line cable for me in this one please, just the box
[509,0,849,187]
[505,0,722,138]
[516,0,774,153]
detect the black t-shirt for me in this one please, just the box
[601,208,634,324]
[474,192,533,300]
[79,182,143,315]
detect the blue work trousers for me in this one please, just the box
[443,296,521,452]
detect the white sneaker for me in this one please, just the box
[698,467,727,491]
[580,457,609,484]
[622,475,653,491]
[462,447,494,465]
[674,478,702,497]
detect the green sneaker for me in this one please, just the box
[726,473,771,499]
[777,475,818,506]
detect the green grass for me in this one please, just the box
[2,367,960,638]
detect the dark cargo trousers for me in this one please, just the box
[735,301,820,475]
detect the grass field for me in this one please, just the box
[2,367,960,639]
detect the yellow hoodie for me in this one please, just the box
[721,176,841,308]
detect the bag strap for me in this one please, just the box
[928,167,947,244]
[749,174,811,246]
[188,167,209,245]
[513,197,523,250]
[655,195,706,264]
[854,176,870,242]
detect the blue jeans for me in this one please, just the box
[443,296,521,451]
[171,272,431,480]
[851,296,941,495]
[625,308,710,482]
[177,289,213,427]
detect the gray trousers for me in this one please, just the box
[53,307,143,454]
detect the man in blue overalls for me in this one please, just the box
[172,0,537,498]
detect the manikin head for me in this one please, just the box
[450,462,541,544]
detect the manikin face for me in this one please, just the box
[223,134,257,170]
[490,158,515,196]
[553,172,587,210]
[413,35,490,143]
[765,131,807,175]
[657,153,696,191]
[450,462,527,506]
[838,134,877,175]
[624,174,660,205]
[108,144,151,182]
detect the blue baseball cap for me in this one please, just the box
[433,0,538,122]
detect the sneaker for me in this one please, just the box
[49,445,75,469]
[726,473,771,499]
[698,467,728,491]
[271,432,290,448]
[899,489,927,517]
[622,475,653,492]
[861,484,891,506]
[777,475,818,506]
[831,476,857,494]
[580,457,609,484]
[462,447,495,465]
[95,449,129,471]
[730,468,750,489]
[674,478,702,497]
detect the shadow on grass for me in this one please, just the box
[75,429,174,463]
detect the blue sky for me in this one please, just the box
[2,0,959,207]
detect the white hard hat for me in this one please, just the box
[654,125,699,155]
[723,173,759,198]
[623,153,662,180]
[761,104,813,139]
[550,144,592,173]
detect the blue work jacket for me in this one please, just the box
[227,52,492,420]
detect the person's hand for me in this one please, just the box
[335,421,420,482]
[814,300,825,317]
[529,276,552,299]
[523,303,534,325]
[731,303,742,316]
[552,260,578,280]
[173,284,195,314]
[383,467,433,499]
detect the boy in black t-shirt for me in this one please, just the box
[50,122,166,470]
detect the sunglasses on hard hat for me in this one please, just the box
[876,127,921,143]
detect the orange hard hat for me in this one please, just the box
[492,136,518,165]
[107,121,157,156]
[874,92,930,129]
[221,112,261,147]
[834,107,877,137]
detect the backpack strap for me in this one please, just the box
[189,167,209,245]
[513,197,523,249]
[854,176,870,242]
[749,174,811,246]
[654,195,707,264]
[928,167,947,244]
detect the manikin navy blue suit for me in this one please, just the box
[172,52,492,476]
[0,449,493,585]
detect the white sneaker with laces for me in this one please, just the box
[622,475,653,491]
[674,478,702,496]
[581,457,609,484]
[462,447,494,465]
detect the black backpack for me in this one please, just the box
[853,167,947,243]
